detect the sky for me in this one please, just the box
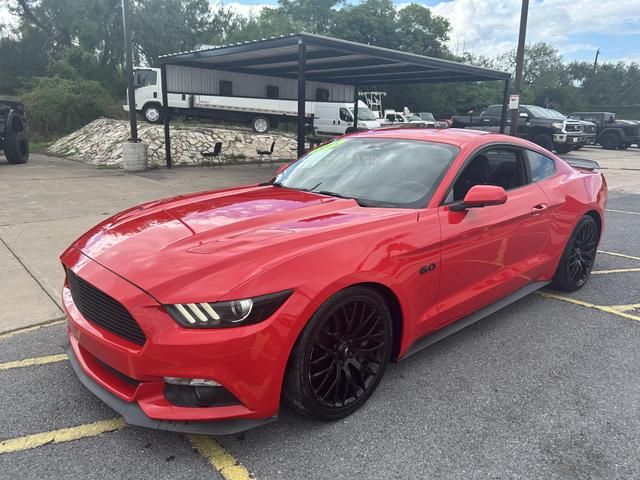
[1,0,639,63]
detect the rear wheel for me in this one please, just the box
[252,116,270,133]
[533,133,554,152]
[283,286,392,421]
[600,132,620,150]
[3,130,29,164]
[552,215,599,291]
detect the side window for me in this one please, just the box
[485,106,500,117]
[266,85,279,98]
[219,80,233,96]
[339,108,352,122]
[134,70,157,88]
[447,148,527,203]
[386,114,395,122]
[527,150,556,182]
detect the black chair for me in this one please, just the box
[257,141,275,167]
[201,142,223,168]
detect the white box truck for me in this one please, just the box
[124,67,379,134]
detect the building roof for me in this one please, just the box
[159,32,510,86]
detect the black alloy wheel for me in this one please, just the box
[552,215,599,291]
[284,287,392,420]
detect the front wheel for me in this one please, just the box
[600,132,620,150]
[552,215,599,291]
[533,133,554,152]
[142,104,163,124]
[283,286,393,421]
[554,143,573,154]
[252,116,270,133]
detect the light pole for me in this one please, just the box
[510,0,529,136]
[122,0,138,142]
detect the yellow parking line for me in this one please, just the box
[539,292,640,322]
[188,435,253,480]
[610,303,640,312]
[598,250,640,261]
[591,267,640,275]
[606,208,640,216]
[0,319,66,340]
[0,353,68,371]
[0,418,127,454]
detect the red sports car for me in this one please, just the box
[61,129,607,434]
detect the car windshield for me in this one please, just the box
[406,115,422,121]
[420,113,435,121]
[350,107,377,121]
[274,138,458,208]
[525,106,566,120]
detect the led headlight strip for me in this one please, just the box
[165,290,292,329]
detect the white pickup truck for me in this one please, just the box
[124,67,379,134]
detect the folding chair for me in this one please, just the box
[257,141,275,167]
[201,142,223,168]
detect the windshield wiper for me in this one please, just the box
[312,190,376,207]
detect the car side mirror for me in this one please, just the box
[275,162,291,176]
[450,185,507,211]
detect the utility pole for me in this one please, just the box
[122,0,138,142]
[510,0,529,136]
[593,48,600,72]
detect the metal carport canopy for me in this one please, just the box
[159,32,512,165]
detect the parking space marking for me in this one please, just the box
[606,208,640,216]
[539,292,640,322]
[0,353,67,371]
[598,250,640,261]
[188,434,253,480]
[592,267,640,275]
[610,303,640,312]
[0,319,66,340]
[0,418,127,454]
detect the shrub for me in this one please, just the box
[20,76,124,139]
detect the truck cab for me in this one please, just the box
[569,112,640,150]
[123,67,190,123]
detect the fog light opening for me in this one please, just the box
[164,376,221,387]
[163,379,241,408]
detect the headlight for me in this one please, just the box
[552,122,564,130]
[165,290,292,328]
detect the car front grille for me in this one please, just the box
[565,123,582,133]
[66,268,147,346]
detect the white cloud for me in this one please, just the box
[212,1,270,17]
[429,0,640,58]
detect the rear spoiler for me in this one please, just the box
[564,158,601,171]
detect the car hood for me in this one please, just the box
[70,185,410,303]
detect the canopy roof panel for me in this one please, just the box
[159,32,510,86]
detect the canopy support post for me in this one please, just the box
[500,78,510,134]
[297,39,306,158]
[353,85,359,131]
[161,64,172,168]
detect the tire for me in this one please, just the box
[552,215,599,292]
[600,132,620,150]
[252,116,270,133]
[554,143,573,154]
[283,286,393,421]
[573,145,583,150]
[142,104,163,124]
[619,143,631,150]
[3,130,29,164]
[533,133,554,152]
[344,126,357,134]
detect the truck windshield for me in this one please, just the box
[350,107,377,121]
[273,138,458,208]
[526,106,566,120]
[134,70,157,88]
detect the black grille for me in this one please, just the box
[66,268,146,346]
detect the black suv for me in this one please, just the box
[568,112,640,150]
[452,104,583,154]
[0,98,29,164]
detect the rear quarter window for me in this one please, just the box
[527,150,556,182]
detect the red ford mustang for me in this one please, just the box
[61,129,607,434]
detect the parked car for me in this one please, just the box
[568,112,640,150]
[453,105,583,154]
[62,128,606,434]
[313,101,380,136]
[0,98,29,164]
[379,110,429,127]
[574,120,597,150]
[417,112,448,128]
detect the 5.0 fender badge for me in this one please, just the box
[419,263,437,275]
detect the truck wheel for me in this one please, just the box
[533,133,554,152]
[600,132,620,150]
[252,116,270,133]
[619,143,631,150]
[3,130,29,164]
[554,144,573,154]
[142,104,163,124]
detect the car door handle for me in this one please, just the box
[531,203,548,214]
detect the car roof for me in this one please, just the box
[348,127,515,148]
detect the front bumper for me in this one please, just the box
[61,248,300,433]
[553,133,583,144]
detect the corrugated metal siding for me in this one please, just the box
[166,65,354,102]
